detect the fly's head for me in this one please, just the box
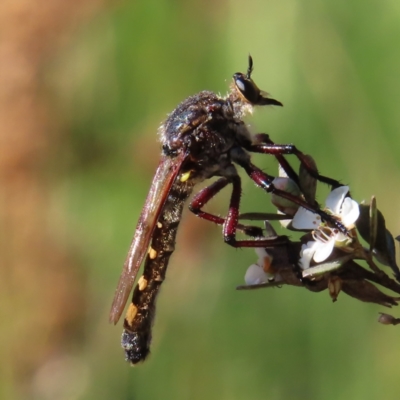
[228,55,283,119]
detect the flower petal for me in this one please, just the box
[244,264,269,285]
[292,207,321,230]
[299,241,317,270]
[313,239,335,263]
[340,197,360,227]
[325,186,349,214]
[254,247,269,262]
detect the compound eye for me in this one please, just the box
[233,72,260,104]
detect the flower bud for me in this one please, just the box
[271,177,302,216]
[328,276,342,302]
[377,313,400,325]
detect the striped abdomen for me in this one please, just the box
[121,179,194,364]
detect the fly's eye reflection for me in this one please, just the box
[233,72,260,104]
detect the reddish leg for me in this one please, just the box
[247,134,342,188]
[189,176,289,248]
[235,159,348,234]
[253,133,299,184]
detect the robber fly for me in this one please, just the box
[110,56,346,364]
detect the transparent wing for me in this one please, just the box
[109,152,187,324]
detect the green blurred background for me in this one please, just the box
[2,0,400,399]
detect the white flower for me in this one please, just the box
[244,248,280,285]
[245,264,272,285]
[292,186,359,230]
[299,233,340,270]
[294,186,359,269]
[325,186,359,228]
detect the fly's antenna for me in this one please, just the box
[246,54,254,79]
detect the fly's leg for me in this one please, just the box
[190,177,262,237]
[189,176,289,248]
[247,134,342,189]
[252,133,300,185]
[235,159,348,235]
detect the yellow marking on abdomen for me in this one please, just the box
[148,247,157,259]
[125,303,138,327]
[138,276,148,291]
[180,171,191,182]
